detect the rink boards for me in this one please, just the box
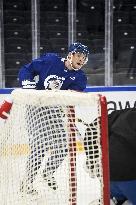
[0,86,136,112]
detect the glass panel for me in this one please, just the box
[77,0,105,86]
[3,0,31,87]
[4,0,136,87]
[113,0,136,85]
[40,0,68,57]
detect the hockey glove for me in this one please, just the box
[0,98,13,119]
[22,80,36,89]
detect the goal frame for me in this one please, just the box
[100,95,110,205]
[0,89,110,205]
[68,95,110,205]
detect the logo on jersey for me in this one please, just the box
[70,77,75,80]
[44,75,65,90]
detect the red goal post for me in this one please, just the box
[0,89,110,205]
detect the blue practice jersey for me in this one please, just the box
[18,53,87,91]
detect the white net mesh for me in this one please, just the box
[0,89,109,205]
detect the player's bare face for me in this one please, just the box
[71,53,87,70]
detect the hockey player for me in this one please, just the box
[18,42,89,91]
[11,42,89,194]
[84,108,136,205]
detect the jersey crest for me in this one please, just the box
[44,75,65,90]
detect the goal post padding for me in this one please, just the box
[0,89,110,205]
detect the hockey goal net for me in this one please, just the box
[0,89,109,205]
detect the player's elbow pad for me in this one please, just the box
[22,80,36,89]
[0,98,13,119]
